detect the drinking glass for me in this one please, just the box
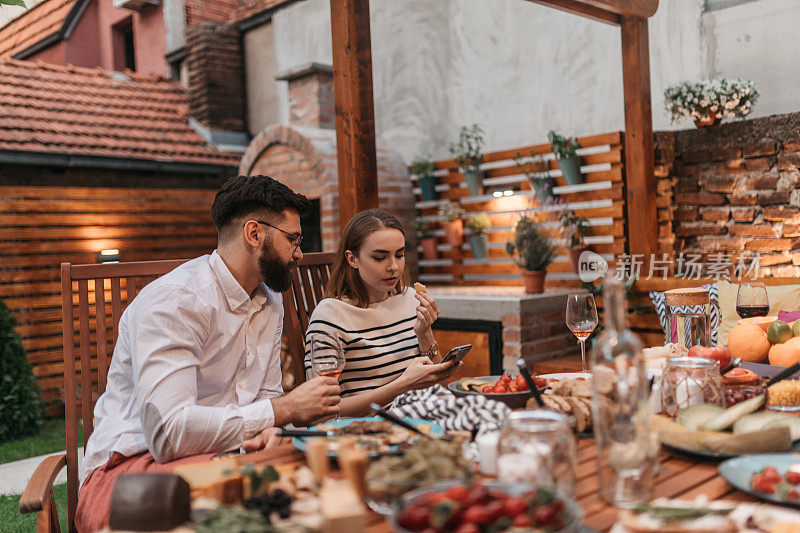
[496,410,577,496]
[310,333,345,420]
[736,282,769,318]
[565,293,598,373]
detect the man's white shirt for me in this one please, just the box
[81,251,283,482]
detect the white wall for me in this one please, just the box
[703,0,800,119]
[270,0,797,163]
[0,0,45,28]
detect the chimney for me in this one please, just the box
[276,63,334,130]
[185,22,247,133]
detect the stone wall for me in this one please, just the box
[656,112,800,277]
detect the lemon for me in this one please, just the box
[792,320,800,338]
[767,320,793,344]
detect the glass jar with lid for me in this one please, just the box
[496,410,577,496]
[661,356,725,417]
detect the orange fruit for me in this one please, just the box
[769,341,800,367]
[727,323,771,363]
[738,316,778,333]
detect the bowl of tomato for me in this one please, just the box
[448,374,542,409]
[391,481,582,533]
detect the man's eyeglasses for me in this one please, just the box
[255,220,303,251]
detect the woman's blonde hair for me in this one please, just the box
[326,208,409,308]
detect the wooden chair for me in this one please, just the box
[282,252,336,387]
[20,252,334,532]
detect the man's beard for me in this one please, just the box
[258,242,295,293]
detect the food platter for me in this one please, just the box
[291,416,444,457]
[447,375,531,408]
[719,454,800,508]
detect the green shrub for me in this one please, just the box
[505,215,556,271]
[0,298,43,443]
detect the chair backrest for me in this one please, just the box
[60,259,188,532]
[282,252,336,387]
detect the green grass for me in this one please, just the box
[0,418,83,466]
[0,483,68,532]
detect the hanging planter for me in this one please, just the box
[463,169,485,197]
[449,123,485,198]
[514,151,555,204]
[439,201,465,248]
[664,78,759,129]
[466,213,492,260]
[549,130,582,185]
[411,156,438,201]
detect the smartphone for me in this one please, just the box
[441,344,472,364]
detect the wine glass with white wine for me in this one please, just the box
[310,333,345,420]
[565,293,599,373]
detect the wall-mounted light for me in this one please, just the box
[97,249,121,263]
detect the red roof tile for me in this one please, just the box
[0,59,240,167]
[0,0,79,59]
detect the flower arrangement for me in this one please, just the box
[664,78,759,126]
[409,155,435,177]
[466,213,491,235]
[559,209,588,249]
[438,200,464,222]
[449,124,484,171]
[506,215,556,272]
[547,130,579,160]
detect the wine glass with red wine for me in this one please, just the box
[565,293,599,373]
[310,333,345,420]
[736,282,769,318]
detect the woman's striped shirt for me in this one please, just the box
[303,289,421,397]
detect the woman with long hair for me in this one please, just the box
[304,208,460,417]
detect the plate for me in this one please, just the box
[538,372,592,381]
[719,453,800,508]
[608,501,800,532]
[291,416,444,457]
[448,375,531,409]
[661,441,737,460]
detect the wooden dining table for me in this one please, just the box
[239,435,755,532]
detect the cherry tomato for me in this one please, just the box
[494,383,508,393]
[788,471,800,485]
[533,505,557,526]
[752,473,778,494]
[515,375,528,390]
[484,500,505,522]
[481,385,495,393]
[512,514,532,528]
[501,374,513,383]
[463,505,491,524]
[508,381,519,392]
[454,524,479,533]
[763,466,782,483]
[503,496,528,518]
[424,492,449,506]
[397,506,431,531]
[466,484,489,505]
[535,377,547,389]
[446,485,469,503]
[789,489,800,500]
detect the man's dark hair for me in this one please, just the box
[211,175,311,240]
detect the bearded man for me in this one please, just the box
[77,176,340,531]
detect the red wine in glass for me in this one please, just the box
[735,304,770,318]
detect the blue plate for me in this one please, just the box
[291,416,444,456]
[719,453,800,508]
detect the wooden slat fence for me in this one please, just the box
[0,186,219,415]
[413,131,626,287]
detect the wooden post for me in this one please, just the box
[330,0,379,229]
[620,15,657,260]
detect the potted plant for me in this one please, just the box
[560,209,589,275]
[466,213,491,260]
[410,155,437,201]
[415,217,438,261]
[514,151,554,204]
[506,215,556,293]
[438,200,465,248]
[449,123,485,197]
[664,78,759,128]
[548,129,582,185]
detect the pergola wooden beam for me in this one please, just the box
[330,0,379,229]
[330,0,659,259]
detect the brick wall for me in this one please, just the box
[185,22,246,132]
[280,66,335,129]
[501,294,577,371]
[185,0,241,26]
[655,112,800,277]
